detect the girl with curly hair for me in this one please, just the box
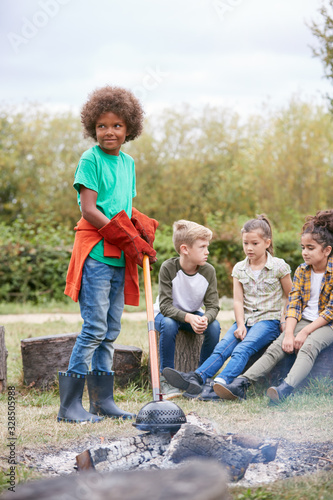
[217,209,333,403]
[58,86,158,423]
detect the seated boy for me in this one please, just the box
[154,219,221,399]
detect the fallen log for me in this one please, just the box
[20,333,142,388]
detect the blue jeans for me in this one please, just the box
[155,312,221,372]
[196,320,281,384]
[67,257,125,375]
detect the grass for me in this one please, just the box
[0,311,332,498]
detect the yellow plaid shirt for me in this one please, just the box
[286,255,333,328]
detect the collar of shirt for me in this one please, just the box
[301,255,333,275]
[238,251,273,277]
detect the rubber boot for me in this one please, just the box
[57,372,103,423]
[87,371,135,419]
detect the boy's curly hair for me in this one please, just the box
[81,86,144,142]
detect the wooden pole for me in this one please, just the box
[143,255,162,401]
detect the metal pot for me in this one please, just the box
[133,400,186,433]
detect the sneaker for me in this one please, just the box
[183,380,221,401]
[162,367,203,395]
[160,375,182,400]
[198,380,221,401]
[266,380,294,404]
[213,376,251,401]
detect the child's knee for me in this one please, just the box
[206,320,221,336]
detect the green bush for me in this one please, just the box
[0,220,303,303]
[0,217,73,303]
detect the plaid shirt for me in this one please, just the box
[286,255,333,328]
[232,252,291,326]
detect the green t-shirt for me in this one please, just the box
[74,145,136,266]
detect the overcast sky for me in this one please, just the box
[1,0,331,118]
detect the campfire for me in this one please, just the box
[20,412,333,487]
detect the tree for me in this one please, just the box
[0,104,90,225]
[309,1,333,108]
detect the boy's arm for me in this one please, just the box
[80,186,156,266]
[80,186,109,228]
[158,263,187,323]
[202,268,220,323]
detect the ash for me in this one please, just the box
[20,414,333,487]
[236,438,333,486]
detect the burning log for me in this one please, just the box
[163,424,253,481]
[83,414,277,482]
[87,432,172,472]
[225,434,278,463]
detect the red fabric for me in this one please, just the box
[98,210,157,267]
[131,207,159,246]
[64,217,140,306]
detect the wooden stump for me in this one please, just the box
[0,326,8,392]
[174,329,204,372]
[20,333,142,389]
[155,329,204,373]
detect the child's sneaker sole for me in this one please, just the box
[213,382,238,400]
[163,391,183,400]
[266,387,279,403]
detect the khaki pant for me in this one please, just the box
[243,319,333,388]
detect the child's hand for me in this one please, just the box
[294,329,310,351]
[187,314,208,334]
[234,325,247,340]
[282,332,294,353]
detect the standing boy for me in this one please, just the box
[58,86,157,423]
[154,220,220,399]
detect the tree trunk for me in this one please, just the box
[174,330,204,372]
[155,329,203,373]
